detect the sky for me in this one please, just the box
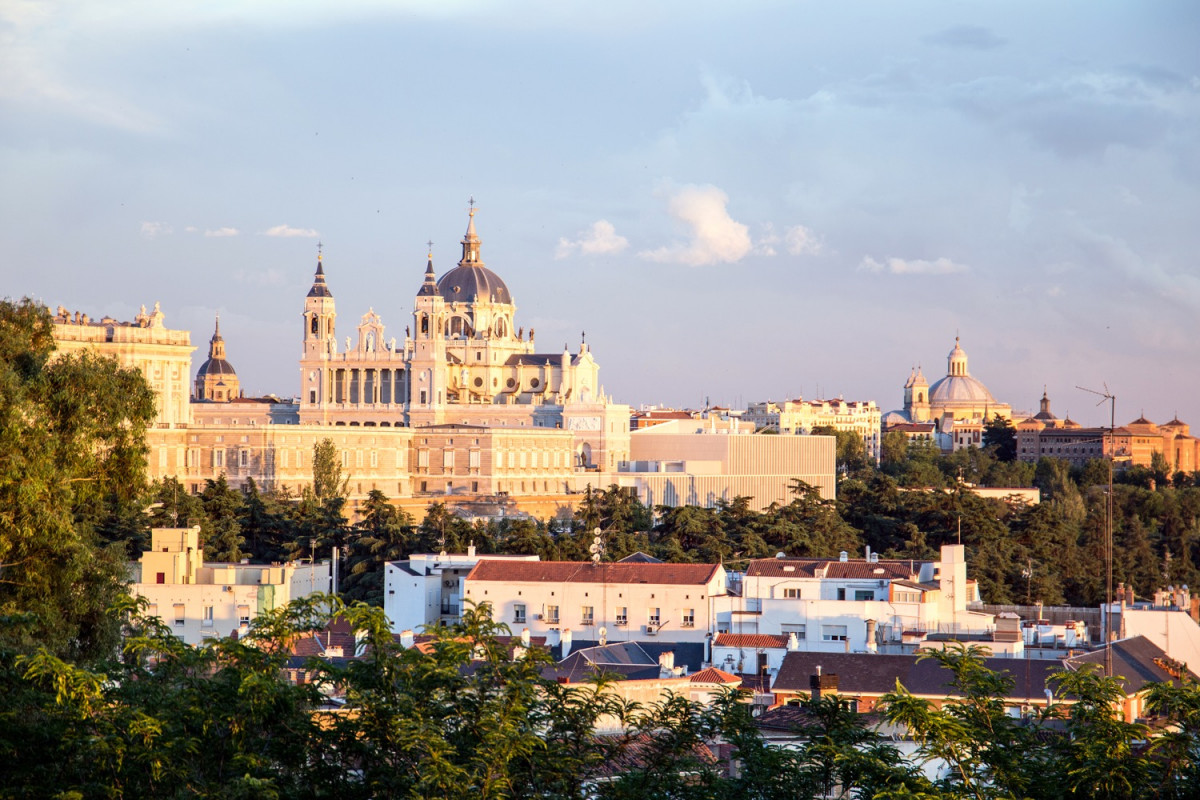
[2,1,1198,427]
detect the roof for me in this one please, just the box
[746,557,923,580]
[437,264,512,305]
[552,639,707,672]
[713,633,790,649]
[773,651,1059,701]
[466,560,722,586]
[504,353,562,367]
[307,259,332,298]
[1064,636,1197,694]
[195,357,236,378]
[929,374,997,405]
[689,667,740,685]
[617,552,664,564]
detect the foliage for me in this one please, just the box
[0,299,156,663]
[312,438,347,501]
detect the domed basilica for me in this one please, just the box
[883,337,1012,433]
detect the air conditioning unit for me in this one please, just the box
[534,613,544,620]
[644,625,658,636]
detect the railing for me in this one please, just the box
[440,603,460,616]
[615,617,628,626]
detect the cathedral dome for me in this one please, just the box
[195,356,236,379]
[437,264,512,305]
[928,374,996,404]
[436,205,513,305]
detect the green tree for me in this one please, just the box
[982,414,1017,462]
[200,474,245,562]
[0,299,155,663]
[341,489,414,604]
[312,437,347,500]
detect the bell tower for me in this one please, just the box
[408,250,447,423]
[300,245,337,416]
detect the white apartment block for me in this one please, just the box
[384,548,541,634]
[725,545,989,654]
[462,561,729,644]
[745,397,882,461]
[130,526,332,645]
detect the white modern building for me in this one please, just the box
[130,526,332,645]
[724,545,990,653]
[462,560,729,644]
[745,397,882,461]
[384,548,541,634]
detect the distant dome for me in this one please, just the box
[437,265,512,305]
[928,374,996,404]
[196,358,236,379]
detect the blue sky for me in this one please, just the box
[3,1,1198,426]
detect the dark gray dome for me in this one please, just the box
[196,358,236,378]
[437,265,512,305]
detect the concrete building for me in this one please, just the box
[616,416,837,509]
[383,548,540,634]
[130,526,332,645]
[462,560,729,644]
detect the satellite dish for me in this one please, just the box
[598,626,608,645]
[588,543,600,554]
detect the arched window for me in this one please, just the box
[310,316,318,335]
[420,314,429,335]
[494,317,508,338]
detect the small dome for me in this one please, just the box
[196,358,236,378]
[437,264,512,305]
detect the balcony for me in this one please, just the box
[439,602,460,617]
[615,617,628,627]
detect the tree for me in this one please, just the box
[200,474,245,562]
[341,489,414,604]
[982,414,1017,462]
[312,437,347,500]
[0,299,156,663]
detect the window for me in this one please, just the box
[854,590,874,601]
[239,449,249,467]
[370,450,378,468]
[781,623,806,640]
[156,572,166,584]
[238,605,250,625]
[681,609,695,628]
[469,450,480,469]
[213,449,224,468]
[514,603,526,624]
[546,605,559,624]
[896,590,921,604]
[821,624,848,641]
[783,587,801,599]
[173,603,185,627]
[202,606,214,627]
[648,607,661,626]
[443,450,455,469]
[581,606,594,626]
[615,606,628,626]
[836,588,846,601]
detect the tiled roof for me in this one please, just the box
[689,667,741,685]
[713,633,790,649]
[467,560,722,586]
[773,651,1059,701]
[291,619,358,659]
[746,557,923,580]
[1064,636,1198,694]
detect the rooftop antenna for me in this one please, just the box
[1077,383,1115,678]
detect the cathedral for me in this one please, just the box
[296,207,629,471]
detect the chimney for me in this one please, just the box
[520,627,531,648]
[787,632,801,652]
[400,629,414,649]
[810,670,839,699]
[561,628,572,658]
[865,619,878,653]
[467,543,477,558]
[659,650,676,676]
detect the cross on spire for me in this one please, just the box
[317,241,323,261]
[426,239,434,258]
[468,196,476,212]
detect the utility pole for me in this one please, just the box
[1078,384,1115,678]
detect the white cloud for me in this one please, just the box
[785,225,822,255]
[140,221,172,237]
[640,185,752,266]
[263,224,319,238]
[205,227,239,237]
[555,219,629,259]
[858,256,968,275]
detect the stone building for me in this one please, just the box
[744,397,881,460]
[193,316,240,402]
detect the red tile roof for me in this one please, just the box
[466,560,722,586]
[689,667,741,685]
[713,633,789,649]
[746,558,923,580]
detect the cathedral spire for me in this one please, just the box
[308,243,332,298]
[459,198,484,267]
[417,246,441,297]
